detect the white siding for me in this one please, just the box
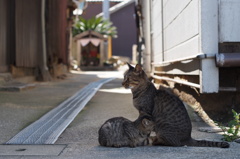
[164,35,199,60]
[151,0,200,63]
[151,0,163,63]
[163,0,192,28]
[150,0,240,64]
[219,0,240,42]
[148,0,240,93]
[163,0,199,61]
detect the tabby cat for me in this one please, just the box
[122,63,229,148]
[98,115,154,148]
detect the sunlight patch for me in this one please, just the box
[99,88,131,94]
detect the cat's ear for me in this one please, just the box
[127,62,134,70]
[142,118,153,127]
[142,118,151,127]
[134,64,142,73]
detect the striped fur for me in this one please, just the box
[98,115,154,148]
[184,139,230,148]
[123,64,230,148]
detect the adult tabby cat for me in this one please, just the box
[98,115,154,148]
[122,63,229,148]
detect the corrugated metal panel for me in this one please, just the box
[47,0,68,64]
[15,0,42,67]
[0,0,8,72]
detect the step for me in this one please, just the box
[0,73,12,85]
[6,78,115,144]
[0,82,36,92]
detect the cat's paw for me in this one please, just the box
[129,143,136,148]
[149,136,158,145]
[113,144,121,148]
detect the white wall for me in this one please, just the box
[149,0,240,93]
[164,0,199,61]
[151,0,163,64]
[219,0,240,42]
[151,0,200,63]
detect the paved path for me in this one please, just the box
[0,70,240,159]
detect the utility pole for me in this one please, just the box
[103,0,110,20]
[102,0,110,64]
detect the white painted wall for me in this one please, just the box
[151,0,163,64]
[164,0,199,61]
[147,0,240,93]
[199,0,219,93]
[151,0,240,63]
[219,0,240,42]
[151,0,200,63]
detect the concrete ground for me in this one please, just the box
[0,70,240,159]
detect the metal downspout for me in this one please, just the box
[41,0,51,81]
[144,0,152,76]
[161,0,164,62]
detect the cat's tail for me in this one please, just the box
[184,138,230,148]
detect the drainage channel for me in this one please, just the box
[6,78,115,144]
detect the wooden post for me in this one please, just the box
[108,36,112,59]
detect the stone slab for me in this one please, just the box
[0,145,66,156]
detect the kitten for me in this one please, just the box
[122,63,229,148]
[98,115,154,148]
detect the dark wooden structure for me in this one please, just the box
[0,0,75,80]
[15,0,42,68]
[0,0,13,73]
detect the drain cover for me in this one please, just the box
[6,78,114,144]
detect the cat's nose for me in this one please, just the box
[122,82,128,88]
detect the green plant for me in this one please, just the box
[72,16,117,38]
[216,109,240,142]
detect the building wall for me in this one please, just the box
[151,0,199,63]
[0,0,8,72]
[111,2,137,58]
[15,0,42,68]
[163,0,199,61]
[147,0,220,93]
[47,0,69,65]
[81,2,119,19]
[0,0,73,79]
[151,0,163,64]
[151,0,240,63]
[219,0,240,42]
